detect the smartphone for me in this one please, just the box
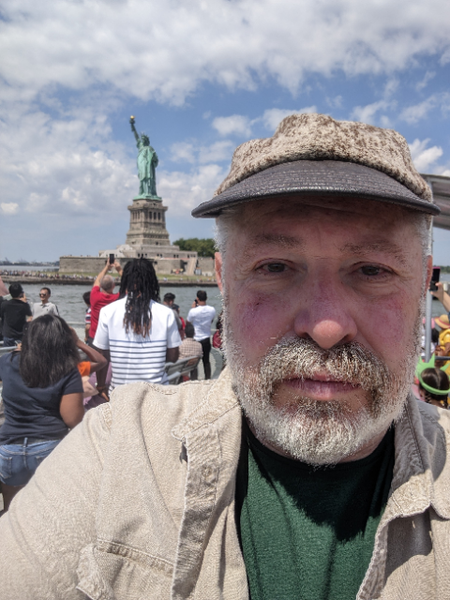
[195,299,198,306]
[430,266,440,292]
[109,253,115,265]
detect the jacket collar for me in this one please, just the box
[386,395,450,521]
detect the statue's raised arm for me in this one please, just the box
[130,116,140,144]
[129,116,159,198]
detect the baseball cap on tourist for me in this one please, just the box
[191,113,439,218]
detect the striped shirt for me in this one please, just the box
[93,298,181,388]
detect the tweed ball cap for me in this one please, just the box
[192,113,439,218]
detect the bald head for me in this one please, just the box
[101,275,115,293]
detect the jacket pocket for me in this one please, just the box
[76,542,174,600]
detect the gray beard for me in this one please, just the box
[223,311,421,466]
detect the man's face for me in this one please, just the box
[39,289,50,304]
[217,197,430,465]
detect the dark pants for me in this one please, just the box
[199,337,212,380]
[2,337,18,348]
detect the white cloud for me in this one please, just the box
[261,107,317,132]
[400,92,450,123]
[212,115,252,137]
[410,138,443,172]
[1,0,449,106]
[158,164,226,216]
[170,142,196,164]
[400,97,437,124]
[383,79,399,98]
[416,71,436,91]
[350,101,392,125]
[0,105,135,225]
[170,140,234,165]
[1,203,19,215]
[198,141,234,164]
[326,96,343,109]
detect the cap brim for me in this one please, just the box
[192,160,440,218]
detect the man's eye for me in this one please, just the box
[264,263,286,273]
[360,265,382,277]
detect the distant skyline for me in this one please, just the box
[1,0,449,263]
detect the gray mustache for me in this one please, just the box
[256,338,390,391]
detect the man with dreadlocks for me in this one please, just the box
[93,258,180,391]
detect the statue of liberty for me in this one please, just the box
[130,117,160,198]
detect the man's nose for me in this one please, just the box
[293,279,358,350]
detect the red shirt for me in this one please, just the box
[89,286,120,338]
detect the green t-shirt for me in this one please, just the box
[236,424,395,600]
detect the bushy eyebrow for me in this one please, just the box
[340,241,408,266]
[248,233,305,249]
[240,233,306,263]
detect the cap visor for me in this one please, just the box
[192,160,439,218]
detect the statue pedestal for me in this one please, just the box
[126,197,170,247]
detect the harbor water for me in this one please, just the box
[15,283,223,327]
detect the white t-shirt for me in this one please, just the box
[94,298,181,388]
[31,302,59,318]
[187,305,216,341]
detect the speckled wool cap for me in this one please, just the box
[191,113,439,218]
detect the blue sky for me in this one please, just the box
[0,0,449,263]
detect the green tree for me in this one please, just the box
[174,238,216,258]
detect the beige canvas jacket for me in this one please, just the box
[1,369,450,600]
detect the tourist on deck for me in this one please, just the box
[87,261,123,344]
[82,291,91,342]
[31,287,59,318]
[0,283,32,348]
[178,322,203,380]
[163,292,183,335]
[418,367,450,409]
[0,314,84,512]
[94,258,181,391]
[187,290,216,379]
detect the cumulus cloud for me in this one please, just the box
[261,107,317,132]
[170,142,196,164]
[416,71,436,91]
[350,100,393,125]
[1,203,19,215]
[1,0,450,105]
[158,164,226,214]
[400,96,438,124]
[0,105,135,224]
[399,93,450,124]
[212,115,252,137]
[170,140,234,165]
[410,138,443,172]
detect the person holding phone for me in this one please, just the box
[87,260,123,345]
[432,273,450,315]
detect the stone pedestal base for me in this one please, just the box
[126,197,170,247]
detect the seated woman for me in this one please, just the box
[418,367,450,409]
[0,314,84,511]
